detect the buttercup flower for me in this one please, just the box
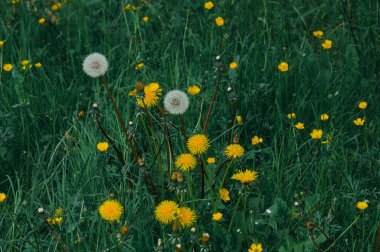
[0,192,6,203]
[0,40,4,48]
[178,207,197,228]
[187,85,200,96]
[225,144,245,159]
[3,64,13,72]
[358,101,367,109]
[215,17,224,26]
[98,199,123,222]
[143,16,149,22]
[38,18,46,24]
[287,113,296,119]
[34,62,42,68]
[295,122,304,130]
[248,243,263,252]
[187,134,210,155]
[82,53,109,78]
[313,30,324,38]
[310,129,323,139]
[207,157,216,164]
[278,62,288,72]
[231,169,258,184]
[212,212,223,221]
[356,201,368,211]
[136,82,163,108]
[97,142,109,152]
[204,1,214,10]
[219,188,230,202]
[353,118,365,126]
[124,4,131,11]
[155,200,180,224]
[175,153,197,172]
[251,136,263,145]
[229,61,238,69]
[164,90,190,115]
[134,63,144,71]
[320,113,329,121]
[322,39,333,49]
[236,115,243,125]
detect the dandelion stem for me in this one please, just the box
[226,99,237,145]
[46,222,68,252]
[178,114,188,147]
[228,192,242,233]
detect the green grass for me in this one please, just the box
[1,0,379,251]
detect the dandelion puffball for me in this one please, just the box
[163,90,189,115]
[82,53,109,78]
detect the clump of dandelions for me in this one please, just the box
[82,52,109,78]
[164,90,189,115]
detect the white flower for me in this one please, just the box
[38,207,44,213]
[82,53,108,78]
[163,90,189,115]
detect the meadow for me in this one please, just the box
[0,0,379,251]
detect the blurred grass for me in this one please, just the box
[0,0,379,251]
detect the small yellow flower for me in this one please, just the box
[11,0,19,4]
[54,217,63,225]
[229,61,238,69]
[34,62,42,68]
[175,153,197,172]
[236,115,243,125]
[134,63,144,71]
[219,188,230,202]
[251,136,263,145]
[204,1,214,10]
[51,2,62,11]
[97,142,109,152]
[248,242,263,252]
[187,134,210,155]
[207,157,216,164]
[320,113,329,121]
[124,4,131,11]
[38,18,46,24]
[310,129,323,139]
[358,101,367,110]
[3,64,13,72]
[294,122,305,130]
[278,62,288,72]
[322,39,333,49]
[98,199,123,222]
[212,212,223,221]
[353,118,365,126]
[356,201,368,211]
[129,89,137,96]
[215,17,224,26]
[313,30,324,38]
[143,16,149,22]
[0,192,6,203]
[287,113,296,119]
[136,82,162,108]
[178,207,197,228]
[78,110,85,117]
[132,5,138,11]
[225,144,245,159]
[231,169,258,184]
[187,85,201,96]
[21,60,29,66]
[0,40,4,48]
[120,225,129,235]
[55,207,63,216]
[155,200,180,224]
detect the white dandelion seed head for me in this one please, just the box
[266,209,272,214]
[38,207,44,213]
[82,52,109,78]
[163,90,189,115]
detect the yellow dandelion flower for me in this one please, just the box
[3,64,13,72]
[229,61,238,69]
[207,157,216,164]
[313,30,324,38]
[231,169,258,184]
[124,4,131,11]
[358,101,367,110]
[178,207,197,228]
[136,82,162,108]
[38,18,46,24]
[204,1,214,10]
[129,89,137,96]
[132,5,138,11]
[320,113,329,121]
[155,200,180,224]
[55,207,63,216]
[356,201,368,211]
[97,142,109,152]
[294,122,304,130]
[248,242,263,252]
[353,118,365,126]
[0,40,4,48]
[175,153,197,172]
[225,144,245,159]
[0,192,6,203]
[187,85,201,96]
[34,62,42,68]
[143,16,149,22]
[219,188,230,202]
[78,110,85,117]
[251,136,263,145]
[212,212,223,221]
[322,39,332,49]
[215,17,224,26]
[98,199,123,222]
[187,134,210,155]
[54,217,63,225]
[134,63,144,71]
[287,113,296,119]
[278,62,288,72]
[236,115,243,125]
[310,129,323,139]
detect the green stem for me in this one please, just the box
[228,192,243,233]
